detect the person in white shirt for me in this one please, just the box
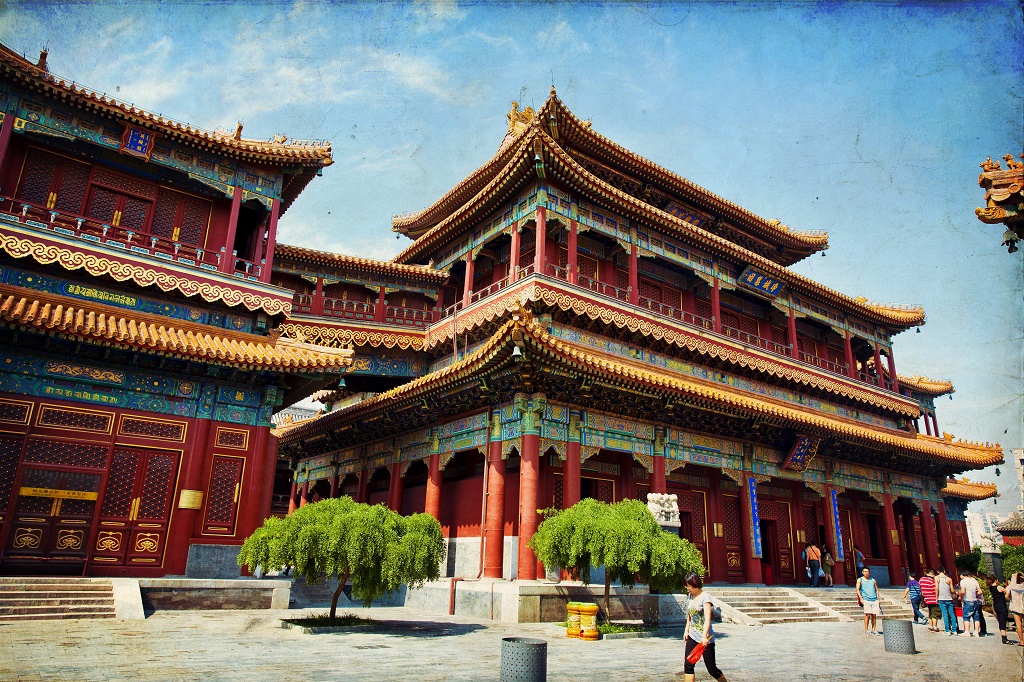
[957,570,982,637]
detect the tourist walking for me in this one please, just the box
[987,575,1011,644]
[822,546,835,587]
[854,545,865,575]
[901,571,925,624]
[957,570,982,636]
[920,568,940,632]
[681,572,729,682]
[856,567,882,635]
[1008,572,1024,646]
[936,567,957,635]
[806,542,822,588]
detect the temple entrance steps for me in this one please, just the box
[703,586,846,624]
[0,577,116,622]
[788,587,916,621]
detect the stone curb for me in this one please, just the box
[601,631,655,640]
[280,620,390,635]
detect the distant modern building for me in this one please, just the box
[1013,448,1024,511]
[966,510,1006,550]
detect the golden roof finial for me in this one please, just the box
[507,101,536,134]
[233,121,243,140]
[1004,154,1023,171]
[981,156,1002,172]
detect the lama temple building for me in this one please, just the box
[0,41,1000,586]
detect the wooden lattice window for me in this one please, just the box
[771,326,788,345]
[803,505,819,546]
[0,399,31,425]
[137,453,178,520]
[119,417,186,442]
[37,406,112,433]
[203,455,244,535]
[0,436,21,513]
[151,188,211,246]
[640,280,661,303]
[16,147,91,212]
[723,495,742,544]
[696,298,712,320]
[23,438,108,468]
[100,448,141,518]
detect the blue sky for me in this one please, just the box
[1,1,1021,515]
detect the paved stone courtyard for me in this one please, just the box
[0,606,1019,681]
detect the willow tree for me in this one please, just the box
[238,497,446,625]
[530,498,705,623]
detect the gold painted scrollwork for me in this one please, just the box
[726,552,741,568]
[96,531,122,552]
[12,528,42,549]
[134,533,160,553]
[56,529,84,550]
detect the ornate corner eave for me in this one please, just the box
[0,224,292,316]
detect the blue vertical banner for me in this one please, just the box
[830,488,845,561]
[748,476,762,558]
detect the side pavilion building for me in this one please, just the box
[278,91,1003,588]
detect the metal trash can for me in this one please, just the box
[500,637,547,682]
[882,619,917,654]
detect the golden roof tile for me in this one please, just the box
[0,42,332,167]
[282,309,1000,468]
[0,283,353,370]
[942,477,998,501]
[897,374,955,397]
[274,244,448,282]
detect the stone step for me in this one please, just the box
[0,603,116,616]
[758,615,844,624]
[0,596,115,607]
[0,583,113,593]
[737,606,826,614]
[0,589,112,599]
[0,611,116,622]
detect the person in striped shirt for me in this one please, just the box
[919,569,940,632]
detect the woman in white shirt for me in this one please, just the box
[682,572,730,682]
[1008,573,1024,646]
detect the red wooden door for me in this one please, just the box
[202,455,244,536]
[93,447,180,567]
[16,147,91,213]
[4,467,101,564]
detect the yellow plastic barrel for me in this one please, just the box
[578,602,600,641]
[566,602,581,638]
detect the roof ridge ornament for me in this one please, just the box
[507,101,536,134]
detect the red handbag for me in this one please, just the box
[686,641,707,664]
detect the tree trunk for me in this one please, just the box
[604,573,611,625]
[330,568,350,626]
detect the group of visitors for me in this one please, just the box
[901,567,1024,644]
[800,541,835,587]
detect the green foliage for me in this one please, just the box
[1002,542,1024,578]
[530,498,706,621]
[954,547,983,574]
[238,497,445,623]
[283,612,372,628]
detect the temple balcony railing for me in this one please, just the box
[384,305,436,327]
[0,197,264,281]
[442,264,903,398]
[323,299,375,321]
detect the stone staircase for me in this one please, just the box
[0,577,116,622]
[790,586,916,621]
[705,586,843,624]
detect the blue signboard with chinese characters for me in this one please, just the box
[781,435,819,472]
[120,124,156,161]
[830,488,845,561]
[748,476,762,558]
[738,266,784,299]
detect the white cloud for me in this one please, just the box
[361,50,457,102]
[536,18,590,54]
[411,0,466,31]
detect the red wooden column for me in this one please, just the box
[934,501,957,578]
[880,493,903,584]
[628,244,639,305]
[923,414,933,436]
[711,278,722,333]
[221,186,243,274]
[651,455,666,494]
[931,413,940,436]
[484,437,506,579]
[387,463,404,512]
[258,432,280,522]
[357,466,370,504]
[0,110,16,185]
[901,506,921,574]
[567,220,579,284]
[167,418,213,566]
[287,481,298,515]
[564,411,581,508]
[787,307,799,359]
[329,473,339,499]
[886,348,899,392]
[509,225,521,282]
[872,344,884,387]
[534,207,547,275]
[919,500,941,570]
[821,487,847,586]
[425,453,443,520]
[517,397,544,581]
[738,473,763,584]
[260,198,281,283]
[299,481,310,507]
[312,277,325,315]
[374,286,386,323]
[843,331,856,379]
[462,256,475,308]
